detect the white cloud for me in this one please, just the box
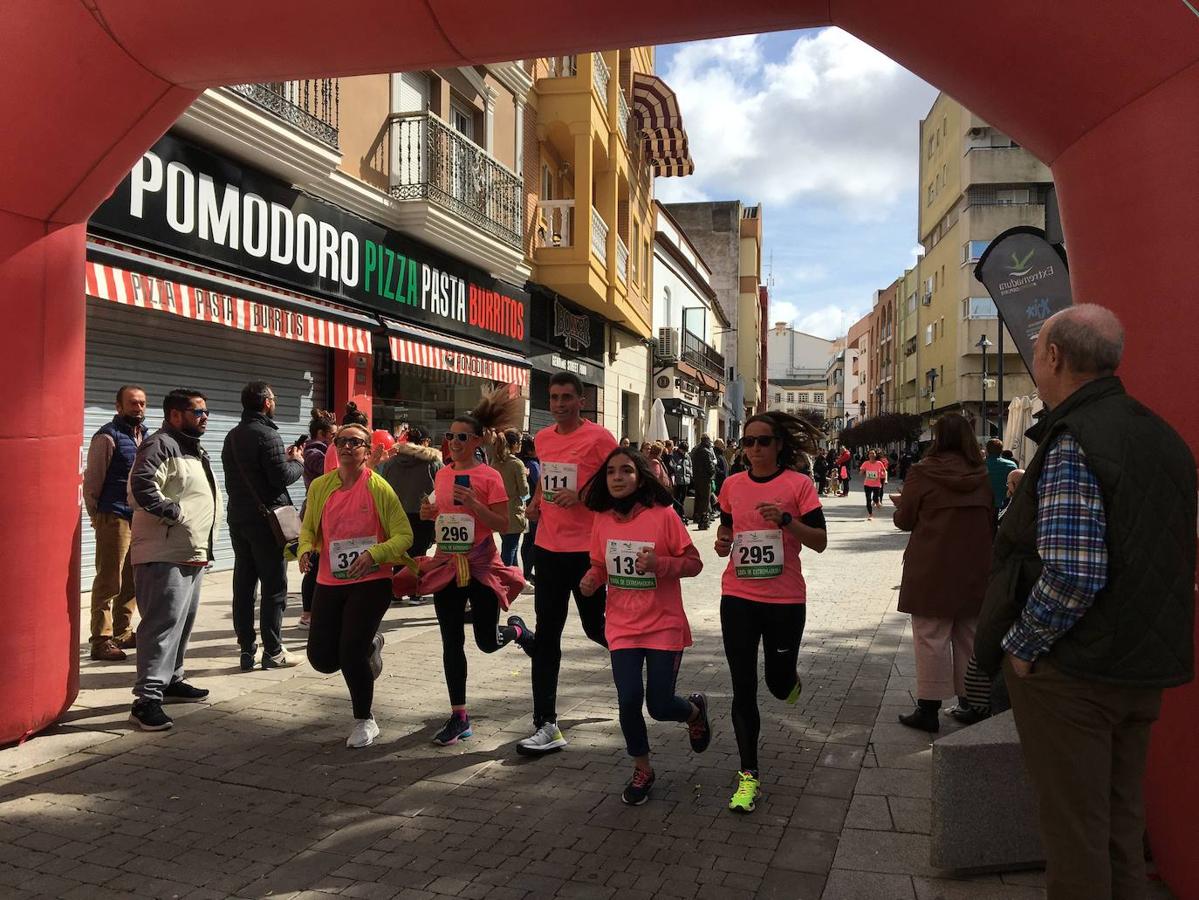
[796,304,863,340]
[656,29,938,220]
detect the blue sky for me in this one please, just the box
[654,29,938,339]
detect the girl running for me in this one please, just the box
[860,449,888,520]
[393,388,536,747]
[579,447,710,806]
[714,412,827,813]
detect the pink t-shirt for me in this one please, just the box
[718,469,823,604]
[588,504,695,651]
[431,464,507,550]
[860,461,887,488]
[533,419,618,553]
[317,470,389,587]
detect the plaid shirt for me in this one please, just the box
[1002,432,1109,661]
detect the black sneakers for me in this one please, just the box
[129,700,173,731]
[432,714,473,746]
[687,693,712,753]
[621,767,656,806]
[162,680,209,703]
[507,615,536,658]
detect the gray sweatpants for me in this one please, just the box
[133,562,205,702]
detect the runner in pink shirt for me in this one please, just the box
[518,372,618,755]
[714,412,828,814]
[860,450,888,521]
[578,447,710,805]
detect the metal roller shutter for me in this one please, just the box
[81,298,328,583]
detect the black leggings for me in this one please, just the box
[433,578,519,707]
[865,486,883,514]
[532,548,607,727]
[611,648,692,757]
[720,595,806,773]
[307,578,392,719]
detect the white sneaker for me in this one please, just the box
[516,721,567,756]
[368,633,385,681]
[346,717,380,749]
[262,649,302,669]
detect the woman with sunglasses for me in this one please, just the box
[299,423,416,749]
[394,388,536,747]
[714,411,827,814]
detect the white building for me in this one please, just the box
[651,202,728,444]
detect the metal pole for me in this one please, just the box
[980,342,988,442]
[997,319,1006,445]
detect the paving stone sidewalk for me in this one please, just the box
[0,490,1172,899]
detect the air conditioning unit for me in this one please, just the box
[656,326,680,361]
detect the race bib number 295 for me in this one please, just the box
[732,530,784,579]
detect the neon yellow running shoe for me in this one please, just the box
[729,770,761,814]
[786,674,803,705]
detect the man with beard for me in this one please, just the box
[222,382,304,670]
[128,389,222,730]
[83,384,149,661]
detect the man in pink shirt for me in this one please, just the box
[517,372,618,754]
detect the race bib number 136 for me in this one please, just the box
[606,540,656,590]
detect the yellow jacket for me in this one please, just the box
[299,468,417,572]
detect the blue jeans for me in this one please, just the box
[610,648,693,757]
[500,532,521,567]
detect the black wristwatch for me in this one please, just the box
[780,512,793,527]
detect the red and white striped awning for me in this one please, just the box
[85,259,372,353]
[388,335,528,387]
[632,72,695,178]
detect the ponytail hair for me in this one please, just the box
[308,407,336,438]
[743,411,822,470]
[454,385,523,443]
[341,401,368,426]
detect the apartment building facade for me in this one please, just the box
[916,92,1048,435]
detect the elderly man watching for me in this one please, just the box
[976,304,1196,899]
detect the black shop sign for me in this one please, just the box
[90,133,529,355]
[528,289,605,365]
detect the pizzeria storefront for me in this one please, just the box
[84,132,530,574]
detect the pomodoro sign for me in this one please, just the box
[90,133,528,354]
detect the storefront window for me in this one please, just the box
[373,356,508,436]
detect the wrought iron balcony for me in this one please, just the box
[388,112,523,248]
[228,80,339,148]
[682,329,726,382]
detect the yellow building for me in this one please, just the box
[527,50,693,436]
[916,92,1050,437]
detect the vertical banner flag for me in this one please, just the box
[974,226,1072,371]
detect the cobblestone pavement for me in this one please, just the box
[0,487,1174,899]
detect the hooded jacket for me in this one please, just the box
[376,441,443,513]
[128,424,222,565]
[893,452,994,619]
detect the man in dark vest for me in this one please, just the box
[975,305,1196,899]
[83,384,148,661]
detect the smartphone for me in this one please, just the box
[453,473,471,505]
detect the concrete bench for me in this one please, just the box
[930,710,1044,872]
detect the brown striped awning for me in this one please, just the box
[631,73,695,178]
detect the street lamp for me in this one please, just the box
[977,333,993,441]
[926,367,938,418]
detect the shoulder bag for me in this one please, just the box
[230,433,302,547]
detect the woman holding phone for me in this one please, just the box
[394,388,536,746]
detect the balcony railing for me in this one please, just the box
[590,208,608,261]
[617,90,630,138]
[592,52,610,104]
[682,329,726,382]
[388,112,523,248]
[229,80,339,148]
[545,55,578,77]
[615,235,629,283]
[537,199,575,248]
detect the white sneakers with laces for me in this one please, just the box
[346,717,380,749]
[516,721,567,755]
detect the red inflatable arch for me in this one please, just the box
[3,1,1196,890]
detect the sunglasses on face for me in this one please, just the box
[187,408,209,418]
[741,436,776,448]
[444,432,474,443]
[334,436,367,449]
